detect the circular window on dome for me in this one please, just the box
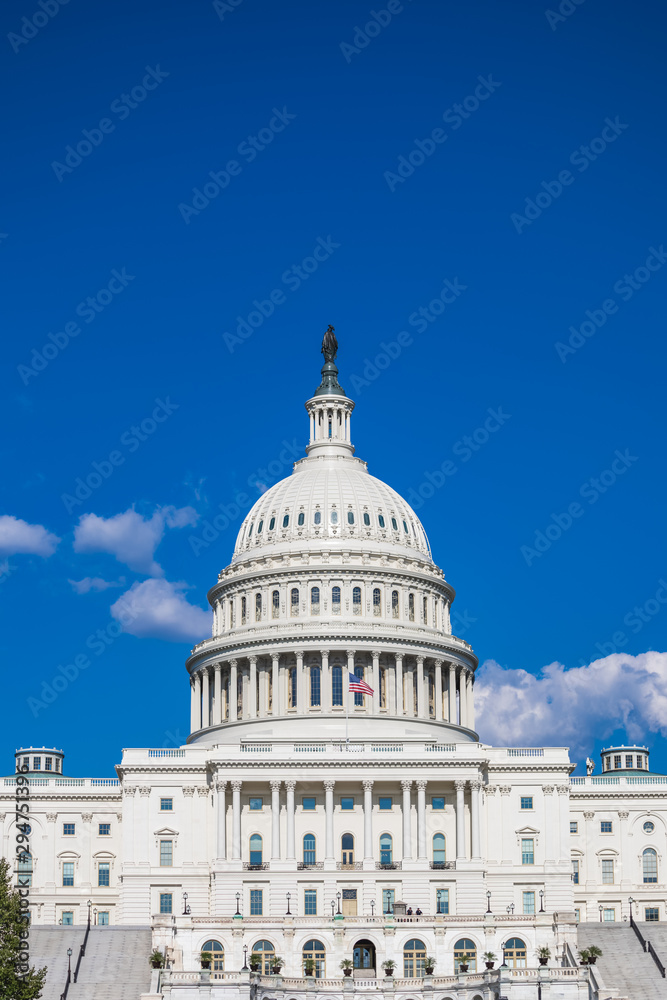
[644,821,655,834]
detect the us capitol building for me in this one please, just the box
[4,334,667,1000]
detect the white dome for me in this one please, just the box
[233,453,433,564]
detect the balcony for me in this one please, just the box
[297,861,324,870]
[375,861,402,871]
[243,862,269,871]
[430,861,455,870]
[336,862,364,870]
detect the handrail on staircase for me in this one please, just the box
[58,966,71,1000]
[630,913,666,978]
[73,906,92,983]
[648,941,666,978]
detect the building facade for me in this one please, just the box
[3,340,665,998]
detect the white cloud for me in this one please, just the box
[73,506,198,575]
[475,651,667,763]
[68,576,126,595]
[0,515,60,558]
[110,578,209,643]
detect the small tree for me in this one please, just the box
[0,856,47,999]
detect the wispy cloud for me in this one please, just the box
[73,505,198,575]
[68,576,126,594]
[110,578,209,642]
[0,514,60,558]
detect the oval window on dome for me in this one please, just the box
[248,523,253,537]
[298,512,305,526]
[258,520,263,533]
[391,517,398,531]
[269,517,276,531]
[347,511,354,525]
[363,512,370,526]
[403,520,409,533]
[378,514,385,528]
[314,511,321,525]
[331,510,338,524]
[283,514,289,528]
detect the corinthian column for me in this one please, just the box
[434,660,443,722]
[455,780,466,860]
[248,656,257,719]
[371,651,381,714]
[296,650,305,711]
[201,668,210,728]
[467,670,475,730]
[448,663,456,723]
[285,780,296,861]
[395,654,404,715]
[416,656,425,717]
[229,661,238,722]
[470,779,482,860]
[270,781,281,860]
[271,654,280,715]
[324,780,335,862]
[416,780,427,860]
[215,780,227,860]
[213,663,222,726]
[402,780,412,861]
[231,781,242,860]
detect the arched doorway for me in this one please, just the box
[353,939,376,972]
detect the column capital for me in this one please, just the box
[416,779,428,790]
[323,779,336,792]
[285,779,296,792]
[371,650,382,659]
[214,660,223,671]
[46,813,57,822]
[294,649,304,659]
[395,652,404,662]
[583,810,595,821]
[618,810,629,820]
[454,780,467,792]
[346,649,356,658]
[401,779,412,791]
[362,779,374,791]
[416,655,424,665]
[320,649,330,657]
[214,779,227,792]
[196,786,210,797]
[248,655,258,665]
[229,659,238,669]
[271,652,280,662]
[124,786,137,797]
[557,784,571,796]
[182,787,195,797]
[82,813,93,823]
[270,780,282,792]
[138,786,151,797]
[542,784,555,794]
[469,779,483,791]
[434,659,443,668]
[486,784,498,795]
[231,780,243,793]
[499,785,512,796]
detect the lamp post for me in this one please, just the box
[370,899,375,917]
[500,946,507,969]
[235,892,241,916]
[93,908,97,926]
[486,890,492,914]
[336,892,342,915]
[506,904,514,915]
[286,892,291,915]
[628,896,635,922]
[539,890,544,913]
[242,945,248,971]
[87,899,92,927]
[599,904,603,923]
[330,900,335,917]
[182,892,190,915]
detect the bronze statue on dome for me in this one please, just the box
[321,325,338,362]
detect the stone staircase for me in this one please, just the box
[24,925,152,1000]
[578,922,667,1000]
[67,926,153,1000]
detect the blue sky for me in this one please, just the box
[1,0,666,777]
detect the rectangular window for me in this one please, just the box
[521,838,535,865]
[63,823,75,836]
[523,891,535,915]
[341,797,354,811]
[637,756,643,769]
[310,668,321,707]
[302,797,316,811]
[600,821,613,834]
[98,862,110,887]
[160,798,173,811]
[614,755,622,769]
[55,758,61,772]
[570,822,578,833]
[45,757,52,771]
[99,823,111,836]
[33,758,41,770]
[379,797,393,810]
[249,797,263,811]
[520,796,533,810]
[603,907,616,922]
[601,859,614,884]
[304,889,317,915]
[62,911,74,925]
[160,840,173,867]
[431,796,445,810]
[436,888,449,914]
[353,665,364,707]
[250,889,263,915]
[382,888,395,914]
[645,907,659,922]
[572,860,579,884]
[574,908,580,923]
[288,667,297,708]
[625,755,633,768]
[98,911,109,925]
[159,893,172,914]
[62,862,74,887]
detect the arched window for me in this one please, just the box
[373,588,381,616]
[353,665,365,706]
[391,517,398,531]
[311,586,320,613]
[241,596,247,624]
[272,590,279,618]
[423,595,428,622]
[433,833,446,866]
[454,939,476,972]
[249,834,263,867]
[310,666,321,707]
[314,510,321,525]
[257,520,263,533]
[403,519,409,533]
[352,586,362,615]
[363,512,371,526]
[332,586,341,614]
[303,834,316,866]
[428,672,435,716]
[291,588,299,616]
[379,833,393,866]
[255,593,262,621]
[298,512,305,526]
[408,593,415,621]
[332,665,343,706]
[643,848,658,883]
[288,667,297,709]
[252,941,274,975]
[378,514,386,528]
[282,514,289,528]
[403,939,426,978]
[303,940,326,978]
[341,833,355,866]
[504,938,527,969]
[202,941,224,971]
[248,523,253,538]
[269,516,276,531]
[330,510,338,524]
[392,590,399,618]
[347,511,355,524]
[379,666,387,708]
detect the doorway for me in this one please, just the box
[342,888,357,916]
[353,939,376,970]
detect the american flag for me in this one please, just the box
[348,673,374,696]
